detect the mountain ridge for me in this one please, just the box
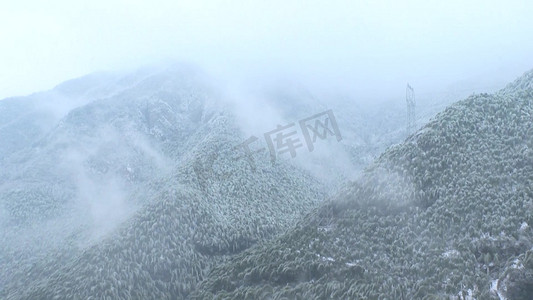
[192,68,533,299]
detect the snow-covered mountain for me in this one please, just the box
[0,64,329,299]
[192,69,533,299]
[2,62,518,299]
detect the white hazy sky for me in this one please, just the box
[1,0,533,100]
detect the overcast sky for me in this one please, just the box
[1,0,533,100]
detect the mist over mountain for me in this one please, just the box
[0,64,342,299]
[1,63,531,299]
[3,0,533,299]
[192,69,533,299]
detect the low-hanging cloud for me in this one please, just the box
[1,0,533,102]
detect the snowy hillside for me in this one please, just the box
[192,69,533,299]
[1,63,520,299]
[1,65,329,299]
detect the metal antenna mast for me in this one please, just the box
[406,84,416,135]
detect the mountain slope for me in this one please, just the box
[192,69,533,299]
[0,65,327,299]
